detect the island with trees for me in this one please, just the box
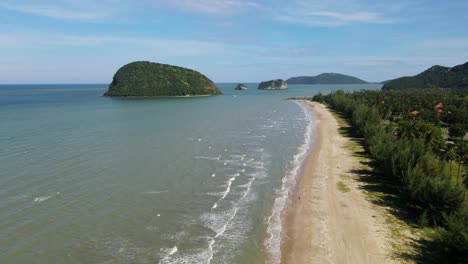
[258,79,288,90]
[104,61,222,97]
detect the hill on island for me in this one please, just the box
[382,61,468,90]
[258,79,288,90]
[286,73,368,85]
[104,61,222,97]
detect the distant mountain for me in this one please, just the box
[382,61,468,90]
[286,73,368,85]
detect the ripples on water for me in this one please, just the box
[0,83,381,263]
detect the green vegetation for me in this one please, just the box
[337,181,351,193]
[287,73,368,85]
[257,79,288,90]
[382,61,468,90]
[104,61,222,97]
[312,88,468,262]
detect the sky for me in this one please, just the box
[1,0,468,84]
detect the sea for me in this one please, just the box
[0,83,381,264]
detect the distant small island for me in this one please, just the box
[382,61,468,90]
[286,73,368,85]
[104,61,222,97]
[258,79,288,90]
[235,83,248,90]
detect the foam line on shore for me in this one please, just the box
[264,100,315,264]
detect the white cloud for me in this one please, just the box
[1,3,109,21]
[164,0,261,14]
[0,32,228,57]
[272,0,401,27]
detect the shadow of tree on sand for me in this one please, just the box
[326,106,468,264]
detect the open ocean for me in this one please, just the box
[0,83,381,263]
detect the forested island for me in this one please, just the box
[286,73,368,85]
[104,61,221,97]
[383,61,468,90]
[311,88,467,262]
[258,79,288,90]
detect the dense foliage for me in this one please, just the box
[383,61,468,90]
[287,73,368,85]
[312,88,468,261]
[104,61,222,97]
[257,79,288,90]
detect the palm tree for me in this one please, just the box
[440,144,457,178]
[463,165,468,191]
[455,142,468,185]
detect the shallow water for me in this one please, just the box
[0,83,381,263]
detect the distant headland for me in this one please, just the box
[104,61,222,97]
[286,73,368,85]
[258,79,288,90]
[382,61,468,90]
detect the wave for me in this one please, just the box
[201,207,240,263]
[168,246,178,255]
[33,195,52,203]
[194,156,220,161]
[142,190,168,194]
[264,100,315,264]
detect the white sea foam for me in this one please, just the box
[207,237,215,263]
[143,190,168,194]
[265,100,315,264]
[194,156,220,161]
[220,177,236,200]
[248,135,266,139]
[168,246,178,255]
[33,195,52,203]
[200,207,240,263]
[215,208,238,238]
[158,245,180,263]
[241,179,254,199]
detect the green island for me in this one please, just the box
[258,79,288,90]
[287,73,368,85]
[383,61,468,90]
[104,61,222,97]
[310,88,467,263]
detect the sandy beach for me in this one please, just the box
[281,101,394,264]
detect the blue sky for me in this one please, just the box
[1,0,468,83]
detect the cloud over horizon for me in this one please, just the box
[0,0,467,83]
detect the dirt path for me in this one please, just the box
[281,101,395,264]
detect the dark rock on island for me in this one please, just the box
[235,84,248,90]
[382,61,468,90]
[258,79,288,90]
[104,61,222,97]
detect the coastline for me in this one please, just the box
[280,100,394,263]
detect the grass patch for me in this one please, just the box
[329,108,349,128]
[337,181,351,193]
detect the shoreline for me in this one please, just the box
[280,100,393,263]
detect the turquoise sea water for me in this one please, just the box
[0,83,381,263]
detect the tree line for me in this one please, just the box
[312,88,467,261]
